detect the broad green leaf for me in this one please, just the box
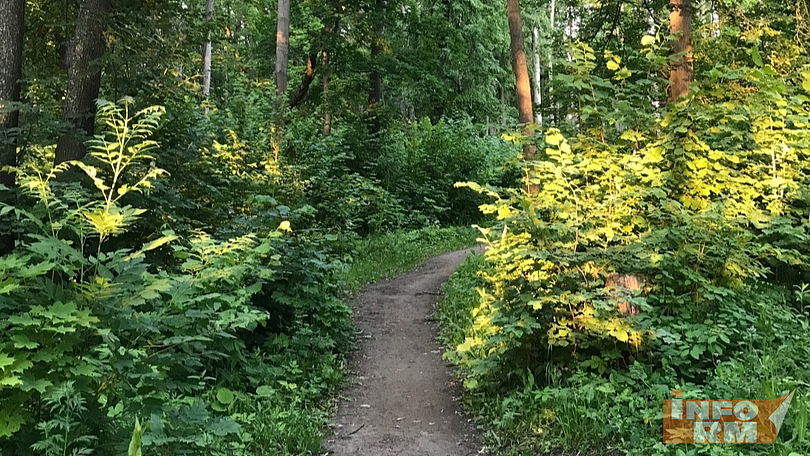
[216,388,235,405]
[0,354,13,371]
[256,385,275,397]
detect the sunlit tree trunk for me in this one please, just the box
[54,0,112,165]
[275,0,290,95]
[506,0,536,160]
[0,0,24,255]
[202,0,215,113]
[531,27,543,125]
[668,0,692,103]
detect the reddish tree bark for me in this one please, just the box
[668,0,692,103]
[507,0,538,193]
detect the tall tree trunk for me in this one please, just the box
[54,0,112,165]
[368,0,385,108]
[531,27,543,125]
[668,0,692,103]
[506,0,536,162]
[0,0,25,255]
[202,0,215,113]
[275,0,291,95]
[322,50,331,136]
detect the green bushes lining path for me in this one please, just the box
[437,45,810,456]
[0,96,504,455]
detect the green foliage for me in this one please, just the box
[280,115,519,234]
[440,43,810,455]
[344,226,480,291]
[0,99,297,455]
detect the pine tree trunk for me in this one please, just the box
[0,0,24,255]
[275,0,291,95]
[668,0,692,103]
[54,0,112,165]
[202,0,215,113]
[506,0,536,161]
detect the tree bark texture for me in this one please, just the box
[54,0,113,165]
[275,0,291,95]
[0,0,25,254]
[202,0,215,110]
[506,0,536,161]
[531,27,543,125]
[668,0,692,103]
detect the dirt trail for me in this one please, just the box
[323,247,483,456]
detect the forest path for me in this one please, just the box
[323,247,483,456]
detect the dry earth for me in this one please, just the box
[323,247,483,456]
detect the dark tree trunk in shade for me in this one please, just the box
[368,0,385,108]
[668,0,692,103]
[322,50,332,136]
[0,0,25,255]
[288,54,316,108]
[54,0,113,165]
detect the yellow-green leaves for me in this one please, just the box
[128,418,145,456]
[545,131,564,146]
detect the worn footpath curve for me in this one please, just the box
[323,247,483,456]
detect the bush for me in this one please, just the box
[0,99,356,456]
[440,45,810,455]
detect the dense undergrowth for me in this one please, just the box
[0,93,515,455]
[437,40,810,456]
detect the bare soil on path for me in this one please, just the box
[323,247,483,456]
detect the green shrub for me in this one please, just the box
[0,99,294,455]
[440,44,810,455]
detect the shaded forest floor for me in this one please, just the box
[323,247,484,456]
